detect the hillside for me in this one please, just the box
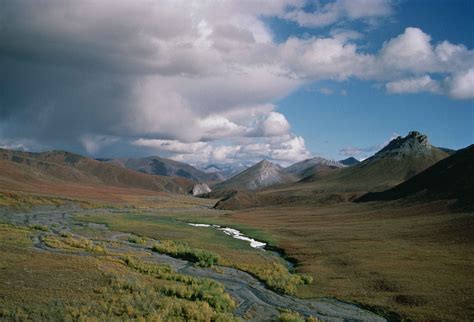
[99,156,222,183]
[301,131,449,192]
[356,144,474,206]
[284,157,344,179]
[0,149,193,197]
[200,163,251,180]
[212,160,297,191]
[339,157,360,166]
[213,131,450,210]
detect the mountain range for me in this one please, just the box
[1,130,465,210]
[0,149,193,198]
[212,131,454,210]
[97,156,223,184]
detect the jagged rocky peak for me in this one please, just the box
[212,159,295,191]
[257,159,279,168]
[374,131,432,159]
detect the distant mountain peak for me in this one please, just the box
[339,157,360,166]
[212,159,295,191]
[373,131,433,159]
[256,159,279,168]
[285,156,344,177]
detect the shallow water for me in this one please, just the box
[187,223,267,249]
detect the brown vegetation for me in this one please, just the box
[225,200,474,319]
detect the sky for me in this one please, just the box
[0,0,473,166]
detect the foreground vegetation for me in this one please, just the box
[0,191,106,210]
[152,240,220,268]
[3,188,470,320]
[227,199,474,320]
[0,224,238,321]
[123,256,236,313]
[76,211,312,295]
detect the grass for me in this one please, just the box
[0,223,238,321]
[0,224,33,247]
[128,235,147,245]
[75,210,312,294]
[30,224,49,231]
[225,199,474,320]
[122,256,236,313]
[278,310,320,322]
[152,240,220,268]
[43,235,108,254]
[0,191,100,210]
[4,184,469,319]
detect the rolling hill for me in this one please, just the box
[98,156,222,183]
[0,149,193,198]
[355,144,474,206]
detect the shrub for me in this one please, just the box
[151,240,220,268]
[30,224,49,232]
[127,235,147,245]
[279,310,320,322]
[242,261,313,295]
[122,256,235,313]
[43,235,107,254]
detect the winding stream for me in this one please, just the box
[0,208,386,322]
[187,223,267,249]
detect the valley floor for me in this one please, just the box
[0,191,472,320]
[225,200,474,320]
[0,205,383,321]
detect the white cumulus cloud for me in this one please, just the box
[386,75,441,94]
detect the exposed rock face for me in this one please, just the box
[356,144,474,207]
[301,131,449,192]
[372,131,432,159]
[212,159,297,191]
[191,183,211,196]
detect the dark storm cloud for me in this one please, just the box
[1,0,470,164]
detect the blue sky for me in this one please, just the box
[273,0,474,159]
[0,0,473,165]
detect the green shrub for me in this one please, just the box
[30,224,48,232]
[151,240,220,268]
[43,235,107,254]
[127,235,147,245]
[1,274,238,321]
[279,310,320,322]
[122,256,235,313]
[245,261,313,295]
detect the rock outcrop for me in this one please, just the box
[191,183,211,196]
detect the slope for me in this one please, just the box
[355,144,474,206]
[302,131,449,192]
[212,160,297,191]
[100,156,222,183]
[0,149,193,197]
[285,157,344,179]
